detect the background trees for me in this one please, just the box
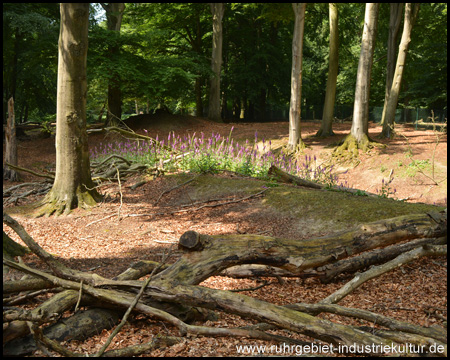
[2,3,447,126]
[208,3,225,121]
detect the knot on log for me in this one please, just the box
[179,231,203,251]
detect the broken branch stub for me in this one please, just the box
[179,230,203,251]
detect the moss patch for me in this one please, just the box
[168,173,442,237]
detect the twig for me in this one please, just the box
[4,162,54,180]
[127,188,268,219]
[116,166,123,218]
[129,180,146,190]
[91,154,132,168]
[229,280,271,292]
[85,213,115,227]
[153,239,178,244]
[74,280,83,313]
[3,182,45,196]
[154,176,198,205]
[93,246,173,357]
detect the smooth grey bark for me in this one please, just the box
[350,3,379,143]
[316,3,339,138]
[379,3,403,138]
[288,3,307,151]
[208,3,225,122]
[382,3,420,136]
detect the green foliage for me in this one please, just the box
[3,3,446,123]
[3,3,59,122]
[405,159,431,178]
[377,176,397,199]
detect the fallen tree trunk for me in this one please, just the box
[150,209,446,285]
[3,209,447,356]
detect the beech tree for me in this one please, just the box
[101,3,126,126]
[334,3,379,157]
[316,3,339,138]
[379,3,403,138]
[287,3,307,151]
[381,3,420,137]
[36,3,101,216]
[208,3,225,121]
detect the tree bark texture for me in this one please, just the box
[3,97,20,181]
[351,3,379,143]
[288,3,306,151]
[317,3,339,138]
[37,3,101,215]
[380,3,403,138]
[208,3,224,122]
[382,3,420,133]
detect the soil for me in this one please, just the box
[2,113,447,357]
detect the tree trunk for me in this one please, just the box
[287,3,307,151]
[3,97,20,181]
[382,3,420,135]
[36,3,101,216]
[102,3,125,126]
[351,3,379,144]
[379,3,403,138]
[334,3,379,158]
[208,3,225,122]
[4,308,122,356]
[195,77,203,117]
[316,3,339,138]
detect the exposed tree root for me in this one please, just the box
[333,133,387,163]
[315,128,335,138]
[33,185,102,217]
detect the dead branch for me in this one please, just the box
[126,188,268,219]
[319,236,447,283]
[154,175,198,205]
[3,182,46,197]
[3,209,447,356]
[4,162,54,180]
[286,302,447,343]
[268,164,323,189]
[320,244,447,305]
[269,164,380,197]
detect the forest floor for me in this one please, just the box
[3,113,447,357]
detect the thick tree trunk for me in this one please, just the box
[379,3,403,138]
[316,3,339,138]
[3,308,122,356]
[382,3,420,135]
[288,3,307,151]
[3,97,20,181]
[36,3,101,216]
[208,3,224,122]
[333,4,379,158]
[350,3,379,144]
